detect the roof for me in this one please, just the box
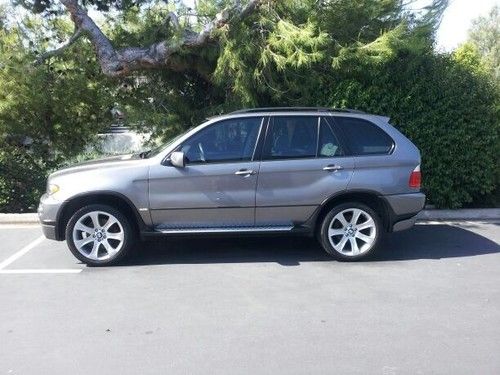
[229,107,365,115]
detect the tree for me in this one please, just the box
[34,0,263,77]
[0,12,115,211]
[323,47,499,208]
[467,5,499,83]
[24,0,448,79]
[3,0,497,210]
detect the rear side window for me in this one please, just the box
[334,117,394,155]
[318,118,344,157]
[263,116,318,159]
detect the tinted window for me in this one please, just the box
[319,118,344,157]
[264,116,318,159]
[335,117,394,155]
[180,117,262,163]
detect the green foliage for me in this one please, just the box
[261,20,328,70]
[0,14,115,212]
[463,5,500,205]
[92,0,500,208]
[325,49,499,208]
[208,0,498,208]
[467,5,500,84]
[0,144,48,212]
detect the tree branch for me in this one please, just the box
[165,11,180,30]
[35,27,83,65]
[49,0,263,77]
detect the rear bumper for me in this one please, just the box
[392,216,417,232]
[383,192,425,232]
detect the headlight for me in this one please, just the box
[47,183,60,195]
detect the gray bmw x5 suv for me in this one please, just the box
[38,107,425,265]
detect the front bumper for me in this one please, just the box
[383,192,425,232]
[38,193,64,240]
[41,222,58,240]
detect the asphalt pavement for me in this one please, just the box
[0,221,499,374]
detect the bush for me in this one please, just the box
[0,144,49,212]
[325,50,499,208]
[0,15,114,212]
[0,143,111,212]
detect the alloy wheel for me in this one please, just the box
[327,208,377,256]
[72,211,125,261]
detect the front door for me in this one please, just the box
[148,117,264,229]
[255,115,355,226]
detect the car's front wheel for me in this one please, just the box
[65,204,135,266]
[319,202,382,261]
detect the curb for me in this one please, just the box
[0,213,39,224]
[0,209,499,224]
[416,208,500,221]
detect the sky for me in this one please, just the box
[179,0,499,51]
[433,0,499,51]
[1,0,498,51]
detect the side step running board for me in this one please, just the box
[155,226,294,234]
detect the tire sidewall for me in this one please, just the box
[65,204,134,266]
[319,202,382,261]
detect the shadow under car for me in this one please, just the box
[106,223,500,267]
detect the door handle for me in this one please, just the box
[323,165,344,172]
[235,169,256,176]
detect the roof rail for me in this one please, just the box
[229,107,365,114]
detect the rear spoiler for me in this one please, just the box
[373,115,391,123]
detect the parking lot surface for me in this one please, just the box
[0,221,499,374]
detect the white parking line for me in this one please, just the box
[0,235,82,274]
[0,235,45,270]
[0,269,82,274]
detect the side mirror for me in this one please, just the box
[170,151,186,168]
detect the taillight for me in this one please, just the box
[409,165,422,189]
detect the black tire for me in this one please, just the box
[65,204,136,266]
[318,202,383,261]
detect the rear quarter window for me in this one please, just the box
[334,117,394,155]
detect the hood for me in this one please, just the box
[49,154,139,179]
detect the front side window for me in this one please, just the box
[180,117,263,164]
[334,117,394,155]
[263,116,318,159]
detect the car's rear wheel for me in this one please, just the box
[319,202,382,261]
[65,204,135,266]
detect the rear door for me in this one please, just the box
[332,116,408,195]
[255,115,355,227]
